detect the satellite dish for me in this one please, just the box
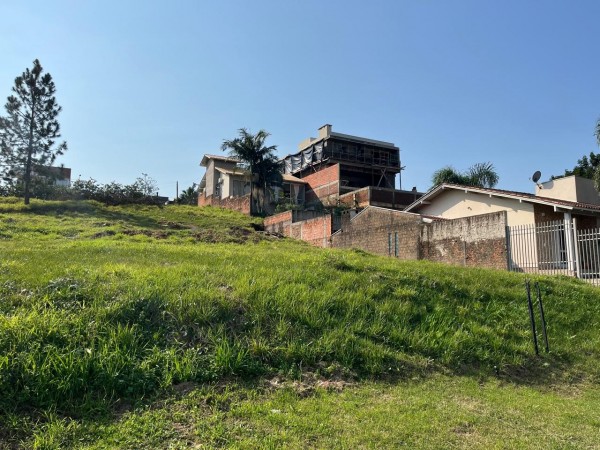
[531,171,541,183]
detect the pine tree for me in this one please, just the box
[0,59,67,204]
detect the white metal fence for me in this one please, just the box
[506,219,600,285]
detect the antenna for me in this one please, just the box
[531,171,541,183]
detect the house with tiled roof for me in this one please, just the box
[198,154,307,215]
[404,176,600,278]
[404,176,600,229]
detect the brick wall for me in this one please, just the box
[338,188,371,209]
[263,210,293,236]
[533,204,564,224]
[338,187,421,210]
[198,194,251,215]
[264,210,332,247]
[534,204,599,229]
[420,211,508,269]
[295,215,332,247]
[331,207,508,270]
[331,207,422,258]
[302,164,340,205]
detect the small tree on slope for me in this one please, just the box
[0,59,68,204]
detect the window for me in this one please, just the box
[232,180,244,197]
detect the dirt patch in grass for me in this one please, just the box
[266,372,355,398]
[122,229,170,239]
[160,221,190,230]
[92,230,116,239]
[171,381,200,397]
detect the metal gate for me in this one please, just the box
[506,219,600,286]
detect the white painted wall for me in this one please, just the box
[221,173,230,198]
[537,176,600,205]
[205,160,215,197]
[417,189,535,226]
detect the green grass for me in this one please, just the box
[1,198,600,448]
[67,376,600,449]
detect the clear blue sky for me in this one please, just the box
[1,1,599,198]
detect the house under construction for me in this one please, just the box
[282,124,421,210]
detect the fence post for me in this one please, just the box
[505,225,511,270]
[572,217,580,279]
[564,212,576,277]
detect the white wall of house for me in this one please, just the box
[220,173,230,198]
[205,160,215,197]
[417,189,535,226]
[537,176,600,205]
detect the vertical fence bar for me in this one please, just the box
[506,221,600,286]
[591,228,597,284]
[592,229,598,285]
[536,223,541,272]
[573,218,580,278]
[505,225,512,270]
[577,230,590,278]
[579,230,590,277]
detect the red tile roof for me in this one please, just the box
[405,183,600,213]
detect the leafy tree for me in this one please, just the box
[0,59,67,204]
[132,173,158,196]
[553,151,600,180]
[431,162,499,188]
[221,128,282,215]
[553,119,600,190]
[177,183,198,205]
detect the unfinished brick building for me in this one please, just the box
[282,124,422,210]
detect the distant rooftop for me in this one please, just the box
[293,124,398,155]
[200,154,241,167]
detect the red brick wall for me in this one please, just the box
[338,188,370,209]
[534,204,599,229]
[302,164,340,205]
[331,207,508,270]
[331,208,422,258]
[198,194,251,215]
[533,204,564,224]
[420,237,507,269]
[420,212,508,269]
[338,187,421,210]
[264,211,332,247]
[263,210,293,236]
[298,215,332,247]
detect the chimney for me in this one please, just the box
[318,124,332,139]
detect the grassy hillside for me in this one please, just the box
[1,198,600,448]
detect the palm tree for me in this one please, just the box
[431,166,469,186]
[466,162,499,188]
[221,129,282,215]
[177,183,198,205]
[595,118,600,147]
[431,162,499,189]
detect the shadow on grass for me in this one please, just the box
[2,200,165,230]
[1,349,595,450]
